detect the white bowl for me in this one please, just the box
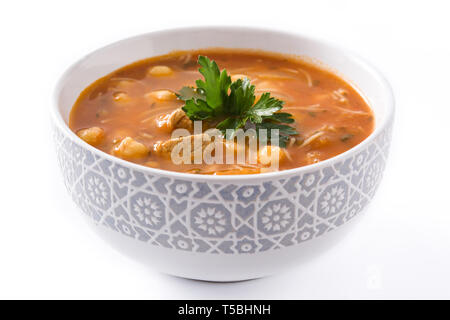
[52,27,394,281]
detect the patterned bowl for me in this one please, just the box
[53,27,394,281]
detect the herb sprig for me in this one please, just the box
[178,56,298,147]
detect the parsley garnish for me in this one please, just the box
[178,56,298,147]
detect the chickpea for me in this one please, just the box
[148,65,173,77]
[77,127,104,146]
[145,90,177,102]
[113,137,149,159]
[258,146,287,166]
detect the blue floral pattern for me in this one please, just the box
[318,182,348,218]
[130,192,166,230]
[191,204,232,237]
[258,199,295,235]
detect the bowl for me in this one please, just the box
[52,27,394,281]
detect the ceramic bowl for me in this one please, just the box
[52,27,394,281]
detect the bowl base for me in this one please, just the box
[86,213,363,282]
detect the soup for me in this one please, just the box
[69,49,374,174]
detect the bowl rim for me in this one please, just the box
[52,25,395,182]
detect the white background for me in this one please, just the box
[0,0,449,299]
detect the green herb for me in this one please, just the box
[177,86,205,102]
[308,111,316,118]
[179,56,297,147]
[255,122,299,147]
[340,133,354,142]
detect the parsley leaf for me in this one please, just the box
[246,92,283,123]
[216,117,247,139]
[182,98,214,120]
[196,56,231,114]
[178,56,298,147]
[227,78,255,115]
[256,122,298,148]
[177,86,205,102]
[265,112,296,124]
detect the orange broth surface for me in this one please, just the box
[69,49,374,175]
